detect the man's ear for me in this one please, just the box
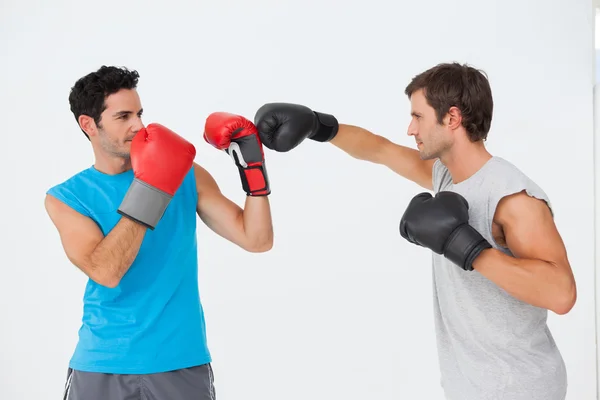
[446,106,463,130]
[78,115,97,137]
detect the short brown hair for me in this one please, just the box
[404,62,493,142]
[69,65,140,140]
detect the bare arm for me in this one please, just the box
[472,192,576,315]
[45,194,147,288]
[330,124,435,190]
[194,163,273,252]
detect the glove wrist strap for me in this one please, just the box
[226,136,271,196]
[310,111,339,142]
[444,224,492,271]
[237,163,271,196]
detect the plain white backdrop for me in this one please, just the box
[0,0,597,399]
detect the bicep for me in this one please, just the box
[378,139,434,190]
[193,163,246,243]
[496,192,569,267]
[45,194,104,271]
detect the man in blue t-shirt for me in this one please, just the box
[45,66,274,400]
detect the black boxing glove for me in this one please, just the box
[399,191,492,271]
[253,103,339,152]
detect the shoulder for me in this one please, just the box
[495,190,552,226]
[192,162,221,195]
[45,168,94,217]
[487,157,533,179]
[486,157,542,187]
[483,157,553,215]
[45,185,98,235]
[490,158,553,225]
[44,192,85,221]
[47,168,90,192]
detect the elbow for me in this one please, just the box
[75,256,123,289]
[552,280,577,315]
[102,277,122,289]
[88,263,122,288]
[248,241,273,253]
[85,258,123,289]
[93,273,122,289]
[245,236,274,253]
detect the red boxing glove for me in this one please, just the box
[118,123,196,229]
[204,112,270,196]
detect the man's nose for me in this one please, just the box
[132,117,145,132]
[407,121,417,136]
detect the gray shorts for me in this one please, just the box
[62,363,216,400]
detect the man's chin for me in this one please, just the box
[111,151,131,160]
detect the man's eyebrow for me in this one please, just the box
[112,108,143,118]
[112,110,131,117]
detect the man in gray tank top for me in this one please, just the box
[250,62,577,400]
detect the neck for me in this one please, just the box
[93,148,132,175]
[439,140,492,184]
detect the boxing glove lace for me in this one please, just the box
[399,191,492,271]
[254,102,339,152]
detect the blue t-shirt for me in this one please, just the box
[47,165,211,374]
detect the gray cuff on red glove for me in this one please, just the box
[117,179,173,230]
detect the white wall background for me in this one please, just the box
[0,0,596,399]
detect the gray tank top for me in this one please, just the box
[431,156,567,400]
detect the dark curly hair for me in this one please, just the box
[68,65,140,140]
[404,62,493,142]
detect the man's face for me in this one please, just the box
[93,89,144,158]
[407,89,452,160]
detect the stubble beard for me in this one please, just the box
[98,129,130,159]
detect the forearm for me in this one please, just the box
[472,248,576,314]
[330,124,433,188]
[239,196,273,252]
[88,217,147,287]
[330,124,389,162]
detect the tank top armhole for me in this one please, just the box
[487,186,554,232]
[46,186,92,218]
[186,165,199,204]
